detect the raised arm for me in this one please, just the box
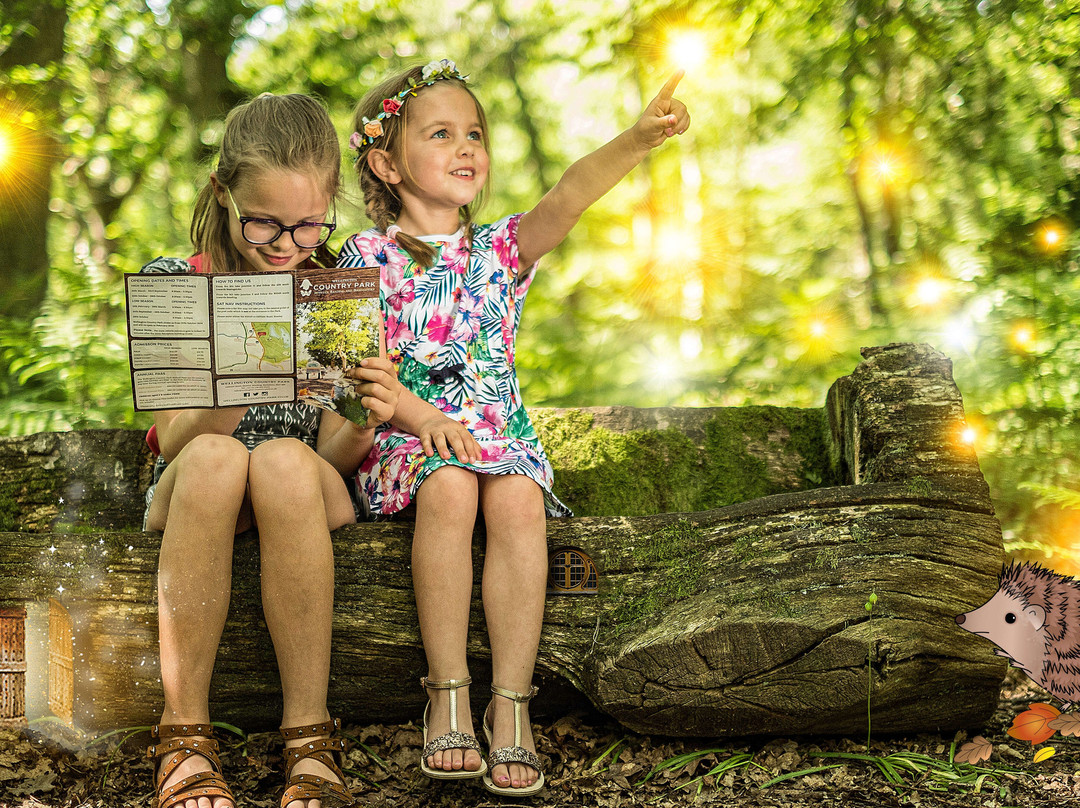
[516,71,690,269]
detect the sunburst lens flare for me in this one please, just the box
[666,29,708,72]
[0,125,12,169]
[1037,221,1068,254]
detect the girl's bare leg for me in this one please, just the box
[412,465,484,773]
[248,438,357,808]
[479,475,547,790]
[147,434,251,808]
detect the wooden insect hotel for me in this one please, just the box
[1,606,27,726]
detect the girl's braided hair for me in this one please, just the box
[191,93,341,272]
[350,65,490,267]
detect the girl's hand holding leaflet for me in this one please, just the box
[349,357,402,428]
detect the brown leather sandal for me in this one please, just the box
[147,723,235,808]
[279,717,356,808]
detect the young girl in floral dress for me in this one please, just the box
[338,59,689,795]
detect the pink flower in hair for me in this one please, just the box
[382,98,403,116]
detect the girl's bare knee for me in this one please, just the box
[249,439,319,489]
[178,433,249,476]
[418,464,476,498]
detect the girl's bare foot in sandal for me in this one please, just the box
[420,676,487,778]
[280,718,355,808]
[483,685,545,796]
[148,723,235,808]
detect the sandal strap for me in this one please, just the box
[420,675,472,691]
[151,722,217,740]
[148,736,223,771]
[280,716,341,741]
[158,770,234,808]
[283,738,347,776]
[279,717,355,807]
[490,683,538,750]
[490,684,538,703]
[421,729,484,761]
[282,775,355,807]
[421,676,471,734]
[488,744,543,772]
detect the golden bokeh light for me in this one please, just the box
[956,414,986,450]
[0,94,54,215]
[862,144,907,186]
[1036,220,1068,254]
[1010,322,1036,352]
[792,306,850,364]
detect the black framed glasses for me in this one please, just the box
[226,187,336,249]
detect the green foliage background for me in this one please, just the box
[1,0,1079,568]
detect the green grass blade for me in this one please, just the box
[341,732,390,771]
[590,737,628,772]
[636,747,729,785]
[759,764,843,788]
[211,721,246,739]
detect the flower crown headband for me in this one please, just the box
[348,59,468,158]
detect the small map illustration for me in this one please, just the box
[215,320,293,374]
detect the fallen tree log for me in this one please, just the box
[0,343,1007,736]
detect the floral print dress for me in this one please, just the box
[337,213,571,517]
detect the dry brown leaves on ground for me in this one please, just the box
[4,672,1080,808]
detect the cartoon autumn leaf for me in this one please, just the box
[1048,713,1080,737]
[954,736,992,765]
[1034,746,1057,763]
[1007,703,1061,745]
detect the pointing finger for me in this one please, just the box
[656,70,685,103]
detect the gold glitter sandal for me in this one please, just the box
[419,675,488,780]
[147,723,235,808]
[482,684,545,796]
[279,717,356,807]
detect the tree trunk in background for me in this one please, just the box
[0,0,68,317]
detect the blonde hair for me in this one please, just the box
[351,66,490,267]
[191,93,341,272]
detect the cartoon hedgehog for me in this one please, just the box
[956,561,1080,710]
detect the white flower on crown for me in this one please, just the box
[422,59,458,81]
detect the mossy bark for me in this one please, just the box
[0,480,1003,735]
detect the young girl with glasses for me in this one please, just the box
[140,92,399,808]
[338,60,690,796]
